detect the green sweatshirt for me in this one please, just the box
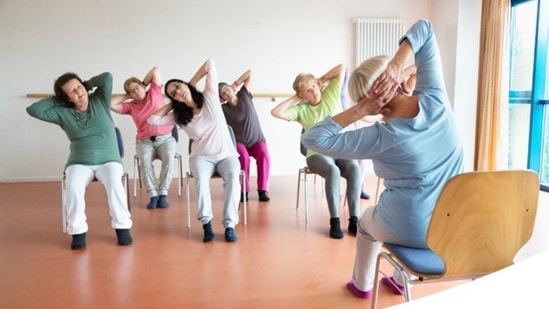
[26,72,121,168]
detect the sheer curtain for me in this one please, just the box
[474,0,510,171]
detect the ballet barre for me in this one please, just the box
[26,92,293,101]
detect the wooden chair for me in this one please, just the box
[371,170,540,308]
[185,125,247,227]
[132,126,183,198]
[61,127,130,233]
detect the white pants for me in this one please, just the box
[64,162,132,235]
[351,206,405,291]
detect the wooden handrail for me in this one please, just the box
[26,92,293,101]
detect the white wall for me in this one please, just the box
[0,0,480,181]
[432,0,482,172]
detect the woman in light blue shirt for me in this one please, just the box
[301,19,464,298]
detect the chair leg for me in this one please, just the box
[61,175,67,233]
[123,172,130,211]
[185,172,192,228]
[176,154,182,197]
[296,168,310,222]
[133,155,143,199]
[304,170,309,223]
[296,169,302,209]
[371,254,384,309]
[240,170,247,225]
[377,251,414,303]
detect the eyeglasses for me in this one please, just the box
[129,85,142,94]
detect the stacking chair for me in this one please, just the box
[371,170,540,308]
[296,129,381,222]
[185,125,247,227]
[296,134,322,222]
[133,126,183,198]
[61,127,130,233]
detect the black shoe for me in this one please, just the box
[71,233,86,250]
[240,192,249,203]
[360,191,371,200]
[157,195,169,208]
[203,221,215,243]
[224,227,238,242]
[115,229,133,246]
[348,216,359,236]
[329,218,344,239]
[258,190,270,202]
[147,196,159,209]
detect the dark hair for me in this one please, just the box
[164,79,204,126]
[218,82,230,97]
[53,72,88,107]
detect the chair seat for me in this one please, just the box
[372,171,540,309]
[384,243,445,276]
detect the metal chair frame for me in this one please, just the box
[61,127,130,233]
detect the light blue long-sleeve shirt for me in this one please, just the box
[302,19,463,247]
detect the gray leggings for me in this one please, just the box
[306,154,362,218]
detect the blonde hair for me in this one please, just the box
[123,77,143,94]
[292,73,320,98]
[348,55,391,103]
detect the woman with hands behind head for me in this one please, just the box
[271,63,362,240]
[26,71,133,250]
[148,59,240,243]
[301,19,464,298]
[111,66,177,210]
[219,69,271,203]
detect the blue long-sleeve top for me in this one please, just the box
[301,19,464,248]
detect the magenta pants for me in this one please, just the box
[236,141,270,192]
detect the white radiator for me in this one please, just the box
[353,18,404,67]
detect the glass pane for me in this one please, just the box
[508,104,531,169]
[509,1,537,91]
[541,8,549,186]
[541,107,549,184]
[509,1,537,170]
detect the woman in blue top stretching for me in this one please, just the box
[301,19,464,298]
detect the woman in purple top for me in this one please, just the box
[219,69,271,202]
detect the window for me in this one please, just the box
[509,0,549,191]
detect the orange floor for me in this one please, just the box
[1,175,539,308]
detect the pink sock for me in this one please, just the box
[381,276,405,295]
[346,281,372,299]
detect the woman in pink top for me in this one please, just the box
[111,67,176,210]
[148,59,240,243]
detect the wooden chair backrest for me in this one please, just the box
[427,170,539,277]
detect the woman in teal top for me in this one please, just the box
[272,64,362,239]
[302,19,463,298]
[26,72,133,250]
